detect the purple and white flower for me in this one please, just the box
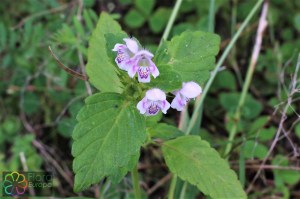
[112,38,159,83]
[137,88,170,115]
[171,82,202,111]
[112,38,138,70]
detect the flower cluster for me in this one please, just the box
[113,38,159,83]
[113,38,202,116]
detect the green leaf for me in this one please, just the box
[211,70,236,91]
[162,136,246,199]
[105,32,129,64]
[83,9,95,32]
[22,92,40,115]
[0,22,7,50]
[135,0,155,16]
[220,92,263,119]
[295,123,300,139]
[58,118,76,138]
[86,12,124,93]
[146,112,162,126]
[272,155,300,187]
[73,16,85,37]
[256,127,276,142]
[72,93,146,192]
[161,31,220,85]
[242,140,268,159]
[11,135,43,170]
[248,116,270,135]
[148,65,182,92]
[124,9,146,28]
[148,123,184,140]
[294,14,300,32]
[149,8,172,33]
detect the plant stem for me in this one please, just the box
[160,0,184,197]
[179,181,187,199]
[208,0,215,32]
[224,0,269,157]
[160,0,183,45]
[168,108,189,198]
[186,0,264,135]
[132,165,141,199]
[167,175,177,199]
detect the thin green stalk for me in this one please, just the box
[168,108,189,198]
[224,0,268,156]
[192,0,215,134]
[132,165,141,199]
[161,0,184,197]
[179,182,187,199]
[160,0,183,45]
[186,0,264,135]
[208,0,215,32]
[178,0,215,197]
[168,175,177,199]
[239,142,246,188]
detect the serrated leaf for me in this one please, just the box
[165,31,220,85]
[148,65,182,92]
[72,93,146,192]
[86,12,124,93]
[148,123,184,140]
[162,136,246,199]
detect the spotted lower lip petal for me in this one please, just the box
[136,88,170,116]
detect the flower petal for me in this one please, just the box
[149,63,159,78]
[127,64,138,78]
[146,88,166,101]
[134,49,154,58]
[124,38,139,54]
[171,93,186,111]
[112,43,124,51]
[137,97,147,114]
[138,68,151,83]
[160,100,171,114]
[180,82,202,99]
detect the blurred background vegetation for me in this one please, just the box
[1,0,300,198]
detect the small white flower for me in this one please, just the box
[112,38,159,83]
[137,88,170,115]
[171,82,202,111]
